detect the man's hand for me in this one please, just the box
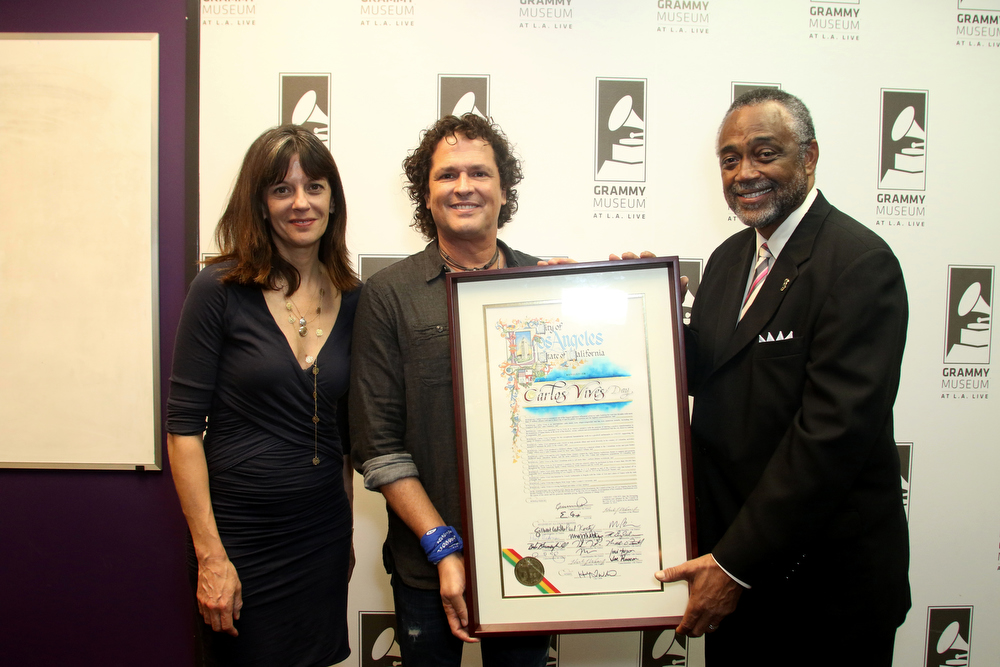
[196,554,243,636]
[438,553,479,643]
[609,251,656,261]
[655,554,742,637]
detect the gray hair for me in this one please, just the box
[718,88,816,157]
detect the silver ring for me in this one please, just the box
[707,624,717,630]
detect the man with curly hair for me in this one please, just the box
[350,114,551,667]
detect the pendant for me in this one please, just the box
[298,326,308,337]
[316,328,323,337]
[312,456,320,465]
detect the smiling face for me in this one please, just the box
[717,101,818,237]
[425,133,507,246]
[265,155,331,258]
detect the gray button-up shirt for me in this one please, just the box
[350,239,540,589]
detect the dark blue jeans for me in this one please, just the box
[391,574,551,667]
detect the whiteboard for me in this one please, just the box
[0,33,159,469]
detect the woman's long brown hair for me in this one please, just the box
[207,124,357,295]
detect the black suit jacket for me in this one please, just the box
[686,191,910,626]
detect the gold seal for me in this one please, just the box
[514,556,545,587]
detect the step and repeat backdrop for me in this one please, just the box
[199,1,998,664]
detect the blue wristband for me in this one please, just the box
[420,526,464,565]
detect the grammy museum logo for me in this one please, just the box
[874,89,928,229]
[359,0,416,28]
[956,0,1000,48]
[438,75,489,119]
[941,265,992,399]
[641,628,688,666]
[279,73,331,148]
[655,0,710,34]
[592,78,647,221]
[808,0,861,41]
[359,612,401,667]
[924,606,972,667]
[517,0,575,30]
[201,0,256,27]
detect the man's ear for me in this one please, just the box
[803,139,819,176]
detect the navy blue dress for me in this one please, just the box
[167,263,357,667]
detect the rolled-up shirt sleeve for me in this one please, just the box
[349,278,420,491]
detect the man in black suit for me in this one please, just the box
[655,89,910,664]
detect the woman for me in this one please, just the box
[166,125,358,666]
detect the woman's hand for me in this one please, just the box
[168,433,243,636]
[196,554,243,636]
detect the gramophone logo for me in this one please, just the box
[925,606,972,667]
[897,442,912,520]
[595,78,646,182]
[944,266,993,364]
[878,89,928,191]
[438,75,489,119]
[280,73,331,147]
[731,81,780,102]
[679,259,703,326]
[640,628,687,666]
[359,612,402,667]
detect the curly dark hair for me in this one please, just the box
[207,124,357,295]
[402,114,523,241]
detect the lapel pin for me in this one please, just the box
[781,278,790,291]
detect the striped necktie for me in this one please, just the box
[739,242,773,321]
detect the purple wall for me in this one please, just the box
[0,1,196,664]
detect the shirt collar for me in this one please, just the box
[755,187,818,259]
[419,239,516,283]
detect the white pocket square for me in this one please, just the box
[759,331,793,343]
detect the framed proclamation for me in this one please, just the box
[446,257,694,636]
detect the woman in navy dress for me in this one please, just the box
[166,125,358,666]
